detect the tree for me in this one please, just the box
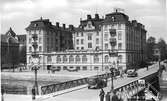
[157,38,167,60]
[146,36,156,62]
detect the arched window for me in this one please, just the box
[82,55,87,63]
[94,55,99,63]
[76,55,80,63]
[104,55,109,63]
[47,55,52,63]
[69,55,74,63]
[63,55,67,63]
[57,55,61,63]
[118,55,122,63]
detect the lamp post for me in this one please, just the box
[153,46,161,69]
[31,33,40,99]
[109,66,114,91]
[109,32,117,91]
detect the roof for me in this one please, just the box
[103,12,129,24]
[25,18,53,31]
[1,34,19,43]
[5,27,17,37]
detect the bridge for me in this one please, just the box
[34,63,161,101]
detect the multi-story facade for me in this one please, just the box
[26,17,73,70]
[26,11,147,71]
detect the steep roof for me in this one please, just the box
[5,27,17,37]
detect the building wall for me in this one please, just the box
[26,12,147,71]
[26,18,74,70]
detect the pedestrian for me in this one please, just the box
[1,87,5,101]
[111,90,119,101]
[99,88,105,101]
[105,92,110,101]
[146,65,148,71]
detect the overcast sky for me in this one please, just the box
[1,0,166,42]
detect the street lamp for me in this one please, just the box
[109,66,114,91]
[153,46,161,69]
[109,36,117,91]
[31,33,40,99]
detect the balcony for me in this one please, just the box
[109,29,116,37]
[110,38,117,46]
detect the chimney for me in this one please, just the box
[69,25,74,30]
[56,22,59,28]
[95,14,99,19]
[87,15,92,20]
[63,24,66,29]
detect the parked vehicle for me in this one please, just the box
[87,76,107,89]
[50,66,61,72]
[127,69,138,77]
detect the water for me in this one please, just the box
[1,79,59,95]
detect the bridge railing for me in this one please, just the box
[113,79,146,100]
[40,71,120,95]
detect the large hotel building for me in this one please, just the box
[26,10,147,71]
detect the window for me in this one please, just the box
[63,66,67,70]
[76,33,79,37]
[39,37,42,43]
[118,24,121,29]
[81,39,84,44]
[118,43,122,50]
[39,46,42,52]
[97,32,99,36]
[94,55,99,63]
[69,55,74,63]
[118,55,122,63]
[88,43,92,48]
[76,55,80,63]
[105,43,108,50]
[83,66,87,70]
[29,31,32,35]
[63,55,67,63]
[88,24,91,28]
[76,39,79,45]
[57,55,61,63]
[47,56,52,63]
[77,47,79,50]
[29,47,32,52]
[81,33,83,36]
[118,31,122,40]
[104,25,108,31]
[104,55,109,63]
[94,67,99,70]
[81,47,84,49]
[88,34,92,40]
[96,38,99,44]
[82,55,87,63]
[104,33,108,41]
[29,38,32,44]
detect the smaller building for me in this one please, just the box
[1,28,20,69]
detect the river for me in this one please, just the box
[1,79,60,95]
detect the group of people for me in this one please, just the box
[99,88,123,101]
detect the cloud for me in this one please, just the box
[1,0,166,41]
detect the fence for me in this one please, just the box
[40,71,120,95]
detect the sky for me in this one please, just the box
[1,0,167,42]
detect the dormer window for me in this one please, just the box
[34,23,38,27]
[112,17,115,22]
[88,24,91,28]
